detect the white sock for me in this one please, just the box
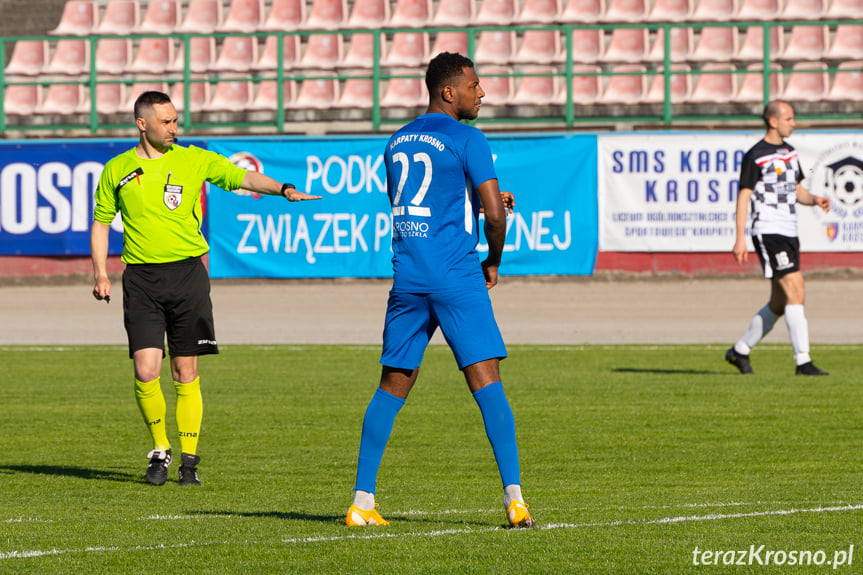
[503,484,524,509]
[736,304,780,355]
[351,490,375,511]
[785,304,811,365]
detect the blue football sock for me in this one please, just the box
[354,387,405,493]
[473,381,521,488]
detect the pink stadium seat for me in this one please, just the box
[510,66,558,105]
[382,32,430,68]
[431,32,469,57]
[37,84,85,115]
[474,30,516,65]
[647,0,691,20]
[247,80,296,109]
[290,73,339,109]
[169,81,210,113]
[604,0,647,22]
[339,33,378,69]
[296,34,343,69]
[4,85,42,115]
[690,0,736,20]
[554,64,601,105]
[254,35,301,71]
[734,63,782,102]
[333,76,374,108]
[128,37,174,74]
[261,0,305,31]
[781,25,829,61]
[688,27,738,62]
[560,29,604,63]
[513,30,560,65]
[602,28,650,63]
[780,0,826,18]
[346,0,389,28]
[95,38,133,75]
[476,66,514,106]
[601,64,647,103]
[687,63,736,102]
[5,40,48,76]
[826,25,863,60]
[735,0,780,20]
[169,36,217,73]
[646,27,693,62]
[49,1,97,36]
[95,83,125,114]
[95,1,140,35]
[431,0,475,26]
[381,69,426,107]
[303,0,348,30]
[218,0,264,32]
[178,0,223,33]
[124,82,169,109]
[210,36,259,72]
[44,39,89,75]
[735,25,783,61]
[474,0,517,25]
[825,0,863,18]
[781,62,828,101]
[205,79,253,111]
[644,64,691,102]
[557,0,605,23]
[389,0,433,27]
[139,1,182,33]
[518,0,560,23]
[825,61,863,101]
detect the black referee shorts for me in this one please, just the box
[752,233,800,279]
[122,256,218,359]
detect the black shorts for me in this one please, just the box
[122,256,218,359]
[752,234,800,279]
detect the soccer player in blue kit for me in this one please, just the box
[345,52,534,529]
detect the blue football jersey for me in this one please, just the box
[385,113,498,292]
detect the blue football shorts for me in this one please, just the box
[380,288,507,371]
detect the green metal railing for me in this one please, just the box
[1,20,861,136]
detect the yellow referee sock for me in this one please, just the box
[134,378,170,451]
[174,377,203,455]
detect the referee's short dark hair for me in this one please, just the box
[134,91,172,119]
[426,52,475,95]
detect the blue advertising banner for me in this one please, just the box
[206,133,598,278]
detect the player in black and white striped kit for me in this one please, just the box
[726,100,831,376]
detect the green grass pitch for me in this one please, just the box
[2,344,862,573]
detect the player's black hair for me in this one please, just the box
[425,52,475,95]
[134,91,172,119]
[761,99,792,128]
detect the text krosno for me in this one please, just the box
[692,545,854,568]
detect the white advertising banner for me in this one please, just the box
[598,132,863,252]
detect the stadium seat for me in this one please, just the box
[169,36,217,73]
[555,64,602,105]
[210,36,259,72]
[333,75,375,108]
[688,26,738,62]
[430,31,469,57]
[389,0,433,27]
[339,33,378,69]
[95,38,133,75]
[261,0,305,31]
[124,82,169,109]
[644,64,691,102]
[690,0,736,20]
[94,83,125,115]
[346,0,389,29]
[218,0,264,32]
[781,61,828,101]
[37,84,85,115]
[825,61,863,101]
[95,1,140,35]
[205,78,253,111]
[646,27,693,62]
[5,40,48,76]
[49,1,97,35]
[169,80,210,113]
[381,68,426,107]
[128,37,174,74]
[780,25,829,61]
[734,63,782,102]
[779,0,826,19]
[476,66,514,106]
[647,0,691,20]
[604,0,647,22]
[382,32,430,68]
[303,0,348,30]
[431,0,475,26]
[290,73,339,109]
[44,39,89,75]
[139,0,182,33]
[296,34,343,69]
[687,63,736,102]
[253,35,301,71]
[474,0,518,25]
[518,0,560,23]
[602,28,650,63]
[247,80,296,109]
[735,25,783,61]
[178,0,223,33]
[601,65,647,103]
[512,30,560,65]
[510,66,558,105]
[735,0,780,20]
[826,25,863,60]
[560,29,604,63]
[474,30,516,65]
[825,0,863,18]
[4,85,42,115]
[557,0,605,22]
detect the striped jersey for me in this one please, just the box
[739,139,804,237]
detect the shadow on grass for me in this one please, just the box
[612,367,730,375]
[0,464,140,483]
[188,509,457,526]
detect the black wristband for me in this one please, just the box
[280,183,295,198]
